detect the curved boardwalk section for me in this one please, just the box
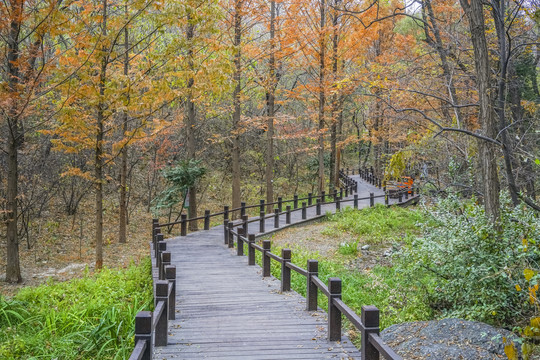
[155,229,360,359]
[154,175,403,359]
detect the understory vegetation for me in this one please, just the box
[0,258,152,359]
[261,201,540,347]
[260,205,433,331]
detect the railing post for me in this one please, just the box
[293,195,298,209]
[155,233,163,261]
[274,208,279,228]
[165,265,176,320]
[361,306,381,360]
[308,193,313,206]
[328,277,342,341]
[237,228,244,256]
[154,280,169,346]
[355,181,358,192]
[286,205,291,224]
[405,188,409,200]
[224,205,229,221]
[306,260,318,311]
[259,199,265,212]
[301,202,307,219]
[370,192,374,207]
[262,240,271,277]
[333,189,337,202]
[277,197,283,213]
[204,210,210,230]
[157,240,166,275]
[321,191,326,203]
[152,219,159,248]
[345,187,349,197]
[240,202,246,217]
[134,311,152,360]
[259,210,265,233]
[354,194,358,209]
[248,234,255,265]
[160,251,171,280]
[180,214,187,236]
[340,189,343,199]
[153,226,161,252]
[242,214,248,237]
[228,222,234,248]
[336,196,341,211]
[224,219,229,244]
[281,248,291,292]
[411,186,415,196]
[316,199,321,215]
[399,191,403,203]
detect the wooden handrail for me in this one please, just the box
[156,168,361,228]
[129,227,177,360]
[369,333,403,359]
[222,191,406,360]
[129,339,148,360]
[138,171,412,359]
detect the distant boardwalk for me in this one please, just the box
[153,175,401,359]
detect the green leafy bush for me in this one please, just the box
[0,258,152,359]
[398,194,539,325]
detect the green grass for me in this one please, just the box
[322,204,425,245]
[250,205,434,332]
[0,258,153,360]
[257,245,434,330]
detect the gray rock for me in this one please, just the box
[361,245,370,251]
[381,318,521,360]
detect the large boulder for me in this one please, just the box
[381,318,520,360]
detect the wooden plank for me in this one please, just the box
[153,179,391,359]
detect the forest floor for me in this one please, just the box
[0,199,153,297]
[266,218,399,270]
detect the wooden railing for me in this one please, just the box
[225,225,403,360]
[158,166,416,236]
[131,170,416,359]
[128,232,177,360]
[158,170,360,232]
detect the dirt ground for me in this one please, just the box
[264,220,396,269]
[0,201,153,297]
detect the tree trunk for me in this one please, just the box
[186,12,198,230]
[232,0,242,217]
[96,0,108,269]
[373,30,383,178]
[460,0,501,222]
[423,0,463,127]
[318,0,326,195]
[329,0,340,192]
[266,0,276,213]
[5,2,23,283]
[119,4,129,244]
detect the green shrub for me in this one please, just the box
[398,194,539,326]
[0,258,153,360]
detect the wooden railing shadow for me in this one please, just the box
[129,168,418,359]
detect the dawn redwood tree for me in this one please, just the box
[0,0,68,282]
[51,0,165,269]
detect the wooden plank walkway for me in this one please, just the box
[154,177,391,359]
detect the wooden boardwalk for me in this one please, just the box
[154,177,390,359]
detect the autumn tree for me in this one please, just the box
[51,0,167,269]
[0,0,73,282]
